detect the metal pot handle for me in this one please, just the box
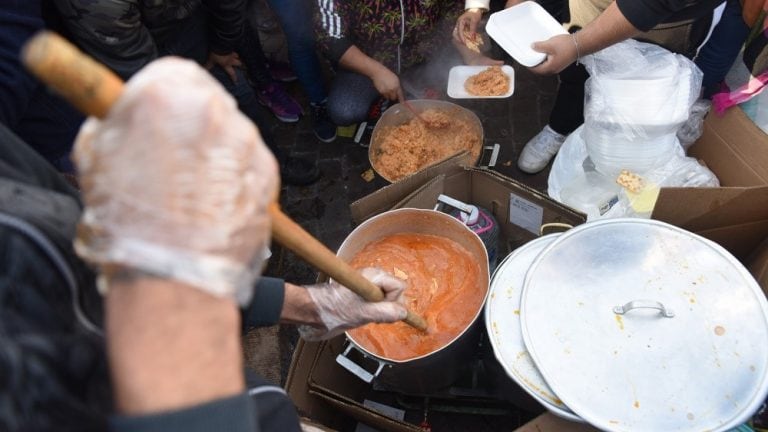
[479,143,500,168]
[613,300,675,318]
[335,343,387,383]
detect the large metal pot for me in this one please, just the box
[334,208,490,394]
[368,100,484,183]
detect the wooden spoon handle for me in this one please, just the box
[269,204,427,330]
[22,31,428,332]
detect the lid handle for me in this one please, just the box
[613,300,675,318]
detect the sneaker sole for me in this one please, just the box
[257,99,301,123]
[315,131,337,143]
[272,76,298,83]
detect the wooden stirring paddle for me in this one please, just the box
[22,31,428,332]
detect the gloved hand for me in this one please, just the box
[73,57,279,305]
[298,267,408,341]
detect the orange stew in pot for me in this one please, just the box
[348,233,484,361]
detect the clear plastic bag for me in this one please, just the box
[581,40,704,176]
[548,126,719,221]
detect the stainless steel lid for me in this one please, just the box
[521,219,768,432]
[485,233,582,421]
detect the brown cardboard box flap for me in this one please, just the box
[652,186,768,232]
[688,108,768,186]
[652,107,768,259]
[285,339,344,428]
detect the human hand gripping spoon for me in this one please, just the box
[21,30,428,332]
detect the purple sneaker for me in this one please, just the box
[257,83,302,123]
[267,61,298,83]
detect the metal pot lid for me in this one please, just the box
[486,234,582,421]
[520,219,768,432]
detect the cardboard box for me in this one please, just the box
[286,164,587,431]
[653,107,768,260]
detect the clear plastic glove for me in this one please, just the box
[298,267,408,341]
[74,57,279,305]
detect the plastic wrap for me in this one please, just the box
[581,40,704,176]
[298,268,408,341]
[74,58,279,305]
[549,126,719,221]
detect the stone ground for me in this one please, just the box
[243,10,562,429]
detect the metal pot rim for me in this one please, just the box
[368,100,484,183]
[340,208,490,364]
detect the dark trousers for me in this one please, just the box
[695,0,750,98]
[156,7,285,162]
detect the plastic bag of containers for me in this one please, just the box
[549,126,719,221]
[581,40,703,177]
[548,40,719,221]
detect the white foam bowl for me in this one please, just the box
[487,2,567,67]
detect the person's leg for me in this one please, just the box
[695,0,750,98]
[517,62,588,174]
[265,0,326,104]
[549,63,589,135]
[265,0,337,142]
[327,71,381,126]
[161,9,319,185]
[238,23,303,123]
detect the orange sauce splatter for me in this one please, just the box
[347,233,484,360]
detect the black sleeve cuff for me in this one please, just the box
[615,0,677,32]
[244,277,285,328]
[110,392,255,432]
[327,38,354,65]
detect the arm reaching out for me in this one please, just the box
[530,2,641,75]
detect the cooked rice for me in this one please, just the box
[372,108,481,181]
[464,66,510,96]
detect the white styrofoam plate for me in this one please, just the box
[487,2,567,67]
[447,65,515,99]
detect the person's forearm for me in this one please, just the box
[279,283,322,326]
[575,2,641,56]
[504,0,524,8]
[339,45,389,80]
[105,273,244,415]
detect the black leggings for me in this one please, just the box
[326,70,381,126]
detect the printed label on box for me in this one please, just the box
[509,193,544,235]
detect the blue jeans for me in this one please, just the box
[695,0,750,98]
[266,0,328,104]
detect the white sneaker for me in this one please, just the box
[517,125,567,174]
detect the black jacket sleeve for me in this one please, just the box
[110,392,257,432]
[203,0,246,54]
[615,0,713,31]
[315,0,353,64]
[243,277,285,328]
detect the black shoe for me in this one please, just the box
[310,100,337,143]
[280,155,321,186]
